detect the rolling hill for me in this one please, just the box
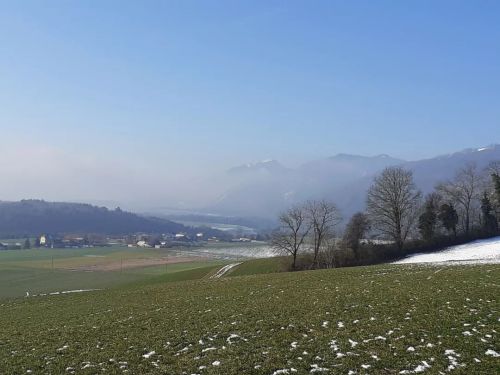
[0,200,203,237]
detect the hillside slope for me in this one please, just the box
[0,200,190,236]
[1,264,498,373]
[394,236,500,264]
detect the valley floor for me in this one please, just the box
[0,243,270,299]
[0,263,498,374]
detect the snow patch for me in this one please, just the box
[142,351,155,359]
[394,236,500,265]
[349,339,358,348]
[211,263,242,278]
[485,349,499,357]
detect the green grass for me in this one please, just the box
[0,263,498,374]
[0,261,223,299]
[0,246,226,299]
[0,246,172,267]
[136,264,223,285]
[228,256,288,277]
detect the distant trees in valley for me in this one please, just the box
[273,160,500,270]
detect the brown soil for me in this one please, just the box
[65,256,209,272]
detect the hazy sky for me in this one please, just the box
[1,1,499,207]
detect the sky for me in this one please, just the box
[1,1,499,208]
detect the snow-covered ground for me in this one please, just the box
[394,236,500,265]
[210,263,242,278]
[26,289,101,298]
[191,244,275,259]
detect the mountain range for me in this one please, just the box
[4,146,499,234]
[206,145,500,220]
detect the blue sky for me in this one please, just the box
[1,1,499,205]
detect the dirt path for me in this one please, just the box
[210,263,242,278]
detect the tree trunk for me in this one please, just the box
[465,204,471,235]
[312,249,318,269]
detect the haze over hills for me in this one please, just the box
[0,200,222,238]
[226,160,291,177]
[204,145,500,220]
[3,145,500,233]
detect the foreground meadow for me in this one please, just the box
[0,263,498,374]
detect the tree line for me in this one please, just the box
[272,161,500,270]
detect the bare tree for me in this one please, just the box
[366,167,422,251]
[305,200,341,268]
[271,205,311,270]
[319,237,343,268]
[485,160,500,176]
[343,212,370,259]
[436,163,483,235]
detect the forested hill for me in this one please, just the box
[0,200,195,237]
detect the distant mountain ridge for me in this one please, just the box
[0,200,204,237]
[227,160,290,176]
[207,145,500,219]
[4,146,499,233]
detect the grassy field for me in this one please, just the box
[0,246,226,299]
[1,263,498,374]
[227,256,288,277]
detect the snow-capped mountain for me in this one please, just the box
[227,159,290,176]
[406,145,500,192]
[207,145,500,220]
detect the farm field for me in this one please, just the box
[0,242,273,299]
[1,263,498,374]
[0,245,228,299]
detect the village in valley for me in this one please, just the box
[0,232,256,251]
